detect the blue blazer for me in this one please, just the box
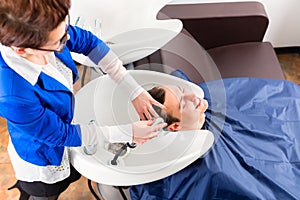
[0,26,109,166]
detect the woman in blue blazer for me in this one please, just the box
[0,0,167,199]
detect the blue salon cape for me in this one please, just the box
[130,78,300,200]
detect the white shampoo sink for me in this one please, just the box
[71,70,214,186]
[69,0,182,65]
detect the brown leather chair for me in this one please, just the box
[134,1,285,83]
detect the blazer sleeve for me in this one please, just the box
[66,25,110,64]
[3,96,82,147]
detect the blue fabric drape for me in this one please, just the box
[130,77,300,200]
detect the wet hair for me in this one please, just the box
[148,86,180,126]
[0,0,70,48]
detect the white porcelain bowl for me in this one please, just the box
[69,0,182,65]
[71,70,214,186]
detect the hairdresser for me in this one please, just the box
[0,0,167,199]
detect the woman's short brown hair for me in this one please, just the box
[0,0,71,48]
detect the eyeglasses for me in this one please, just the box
[33,14,70,52]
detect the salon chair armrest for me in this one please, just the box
[159,1,269,49]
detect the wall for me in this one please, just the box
[169,0,300,47]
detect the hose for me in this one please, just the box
[87,179,101,200]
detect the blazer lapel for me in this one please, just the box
[38,73,71,92]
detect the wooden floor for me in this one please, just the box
[0,53,299,199]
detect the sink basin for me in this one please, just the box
[69,0,182,65]
[71,70,214,186]
[70,28,181,67]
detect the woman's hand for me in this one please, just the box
[131,91,165,120]
[132,119,167,144]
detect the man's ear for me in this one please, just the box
[167,122,181,131]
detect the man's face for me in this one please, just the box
[160,85,208,131]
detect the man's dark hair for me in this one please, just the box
[148,86,180,126]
